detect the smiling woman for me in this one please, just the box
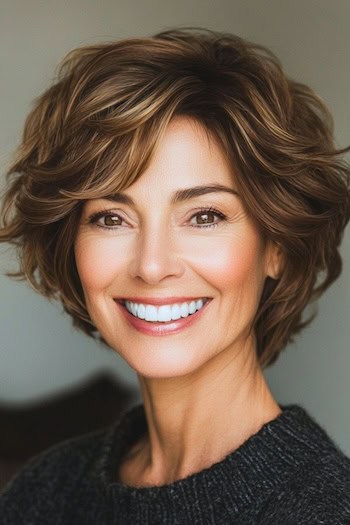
[0,27,350,524]
[74,117,281,379]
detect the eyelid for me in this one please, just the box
[87,208,125,224]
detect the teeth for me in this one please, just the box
[189,301,196,314]
[123,299,207,323]
[137,304,146,320]
[131,302,138,317]
[145,305,158,322]
[158,304,174,322]
[171,304,181,320]
[180,302,189,317]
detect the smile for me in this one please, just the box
[115,298,212,336]
[121,298,208,323]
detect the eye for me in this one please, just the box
[189,207,227,228]
[88,210,125,229]
[102,214,123,227]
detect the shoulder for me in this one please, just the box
[258,450,350,524]
[0,425,112,524]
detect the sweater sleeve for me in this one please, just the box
[0,428,109,525]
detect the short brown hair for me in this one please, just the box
[1,27,349,367]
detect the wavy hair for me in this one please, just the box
[1,28,349,367]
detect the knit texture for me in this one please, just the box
[0,402,349,524]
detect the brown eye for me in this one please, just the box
[103,214,122,226]
[196,211,216,225]
[88,211,125,229]
[190,208,227,228]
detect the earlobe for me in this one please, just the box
[265,242,284,280]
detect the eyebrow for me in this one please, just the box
[102,184,239,206]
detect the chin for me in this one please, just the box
[110,342,210,380]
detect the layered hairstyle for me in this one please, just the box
[1,28,349,367]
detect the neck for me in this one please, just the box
[121,341,281,487]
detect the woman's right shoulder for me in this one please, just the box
[0,425,112,524]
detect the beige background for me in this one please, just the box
[0,0,349,455]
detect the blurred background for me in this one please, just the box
[0,0,349,486]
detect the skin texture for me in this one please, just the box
[75,116,283,487]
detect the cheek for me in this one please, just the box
[188,231,265,293]
[74,235,125,293]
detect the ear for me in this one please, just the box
[264,241,284,280]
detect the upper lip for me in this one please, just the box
[116,297,211,306]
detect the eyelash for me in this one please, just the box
[87,207,228,231]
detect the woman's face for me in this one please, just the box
[75,116,280,378]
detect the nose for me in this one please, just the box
[128,222,185,285]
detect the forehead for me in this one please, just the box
[123,116,237,200]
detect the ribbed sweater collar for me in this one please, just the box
[96,403,336,521]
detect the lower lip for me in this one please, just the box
[115,300,211,336]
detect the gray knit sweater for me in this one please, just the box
[0,402,349,524]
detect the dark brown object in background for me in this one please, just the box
[0,373,138,492]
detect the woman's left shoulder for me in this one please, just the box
[258,450,350,524]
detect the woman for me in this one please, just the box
[0,27,349,524]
